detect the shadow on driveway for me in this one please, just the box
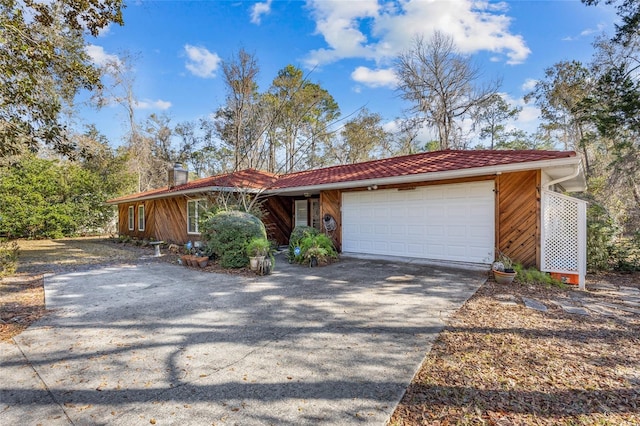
[1,254,487,425]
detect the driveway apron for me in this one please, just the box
[1,256,486,425]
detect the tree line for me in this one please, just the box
[0,0,638,268]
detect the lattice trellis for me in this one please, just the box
[541,190,587,288]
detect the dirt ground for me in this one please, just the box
[389,274,640,425]
[2,238,639,424]
[1,237,142,341]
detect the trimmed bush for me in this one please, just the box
[201,211,266,268]
[0,239,19,278]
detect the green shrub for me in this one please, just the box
[0,239,19,278]
[201,210,266,268]
[288,226,319,261]
[295,231,337,266]
[246,237,271,257]
[513,264,564,288]
[611,233,640,272]
[587,203,618,271]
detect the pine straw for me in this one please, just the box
[0,273,46,341]
[390,274,640,425]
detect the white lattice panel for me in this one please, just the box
[541,190,587,287]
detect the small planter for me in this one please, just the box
[196,256,209,268]
[493,269,516,284]
[187,255,198,267]
[180,255,190,266]
[258,257,272,275]
[249,256,265,271]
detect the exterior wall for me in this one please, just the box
[116,170,543,267]
[117,195,201,245]
[496,170,540,268]
[261,195,292,245]
[320,173,540,267]
[320,189,342,251]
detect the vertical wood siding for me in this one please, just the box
[152,197,189,243]
[497,170,540,267]
[320,189,342,251]
[262,196,292,245]
[116,196,194,244]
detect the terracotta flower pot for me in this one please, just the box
[196,256,209,268]
[493,269,516,284]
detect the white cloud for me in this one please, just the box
[305,0,381,67]
[580,23,606,37]
[351,66,398,88]
[184,44,221,78]
[85,44,120,67]
[134,99,172,110]
[251,0,272,24]
[521,78,538,92]
[564,23,607,41]
[304,0,530,68]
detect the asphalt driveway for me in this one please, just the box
[1,255,486,425]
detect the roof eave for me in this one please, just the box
[106,186,263,205]
[266,156,584,195]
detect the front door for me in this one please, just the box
[295,198,321,229]
[295,199,308,227]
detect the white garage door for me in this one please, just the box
[342,181,495,264]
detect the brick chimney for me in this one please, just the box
[168,163,188,188]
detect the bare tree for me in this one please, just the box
[216,48,262,171]
[395,31,500,150]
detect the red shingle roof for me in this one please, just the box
[270,149,576,189]
[108,150,577,203]
[107,168,277,203]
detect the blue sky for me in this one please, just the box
[78,0,618,148]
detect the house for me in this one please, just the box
[107,149,587,286]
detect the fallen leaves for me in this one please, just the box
[0,273,46,341]
[390,273,640,425]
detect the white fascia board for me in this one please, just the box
[266,157,583,195]
[106,186,262,205]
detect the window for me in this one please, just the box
[295,199,308,227]
[138,205,145,231]
[128,206,134,231]
[187,199,207,234]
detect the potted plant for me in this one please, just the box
[492,250,517,284]
[195,255,209,268]
[246,237,270,271]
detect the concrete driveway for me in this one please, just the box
[1,255,486,425]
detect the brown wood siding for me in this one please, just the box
[320,189,342,252]
[116,196,200,244]
[497,170,540,267]
[261,196,292,245]
[151,197,190,243]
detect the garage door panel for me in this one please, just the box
[342,181,495,263]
